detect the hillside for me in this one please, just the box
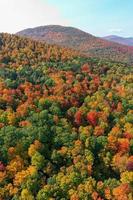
[0,33,133,200]
[103,35,133,46]
[17,25,133,64]
[0,33,80,68]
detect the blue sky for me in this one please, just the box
[47,0,133,36]
[0,0,132,36]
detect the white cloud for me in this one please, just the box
[108,28,123,34]
[0,0,69,33]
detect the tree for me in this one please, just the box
[31,152,45,170]
[87,111,98,126]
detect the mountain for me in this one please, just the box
[103,35,133,46]
[17,25,133,64]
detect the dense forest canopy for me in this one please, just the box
[0,33,133,200]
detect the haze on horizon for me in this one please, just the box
[0,0,132,37]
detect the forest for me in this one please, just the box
[0,33,133,200]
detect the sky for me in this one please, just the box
[0,0,132,37]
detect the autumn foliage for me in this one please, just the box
[0,33,132,200]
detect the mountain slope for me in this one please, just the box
[103,35,133,46]
[0,32,80,68]
[0,32,132,200]
[17,25,133,64]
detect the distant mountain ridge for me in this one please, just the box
[103,35,133,46]
[17,25,133,64]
